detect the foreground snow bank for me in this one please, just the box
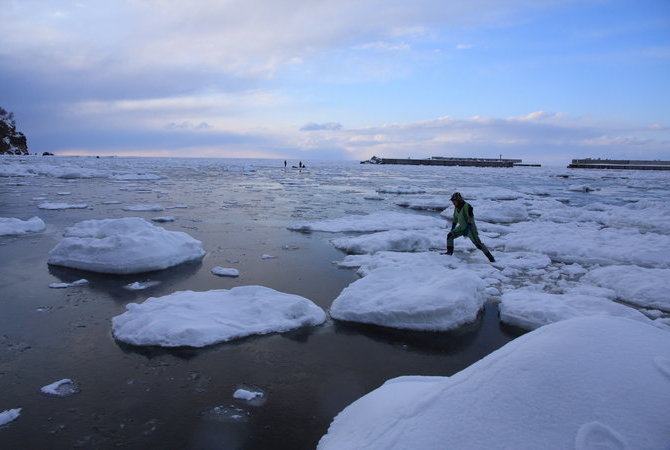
[318,317,670,449]
[112,286,326,347]
[0,216,45,236]
[47,217,205,274]
[330,267,485,331]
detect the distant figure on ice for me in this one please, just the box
[284,160,287,168]
[445,192,495,262]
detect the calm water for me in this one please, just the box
[0,157,551,449]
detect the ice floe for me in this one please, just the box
[289,211,445,233]
[38,202,88,210]
[47,217,205,274]
[330,267,485,331]
[0,216,45,236]
[112,286,326,347]
[211,267,240,277]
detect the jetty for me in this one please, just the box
[361,156,537,168]
[568,158,670,171]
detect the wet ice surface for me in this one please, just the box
[1,156,669,448]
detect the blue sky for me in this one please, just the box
[1,0,669,165]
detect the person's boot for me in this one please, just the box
[484,250,495,263]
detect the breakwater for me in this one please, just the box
[362,157,526,167]
[568,159,670,171]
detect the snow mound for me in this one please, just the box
[112,286,326,347]
[0,216,45,236]
[40,379,80,397]
[47,217,205,274]
[330,267,485,331]
[318,317,670,449]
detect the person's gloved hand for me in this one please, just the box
[462,225,470,236]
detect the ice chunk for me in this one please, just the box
[38,202,87,210]
[47,217,205,274]
[211,267,240,277]
[583,265,670,312]
[0,408,21,426]
[330,267,485,331]
[112,286,326,347]
[499,289,652,331]
[40,379,80,397]
[0,216,45,236]
[288,211,445,233]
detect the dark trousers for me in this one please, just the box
[447,223,493,261]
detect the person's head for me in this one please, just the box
[451,192,463,205]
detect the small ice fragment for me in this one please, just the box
[49,283,70,289]
[40,379,80,397]
[233,388,263,401]
[0,408,21,426]
[123,281,161,291]
[201,405,249,423]
[261,254,277,260]
[71,279,89,286]
[211,267,240,277]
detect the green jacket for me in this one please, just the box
[452,202,475,237]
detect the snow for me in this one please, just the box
[111,286,327,347]
[47,217,205,274]
[211,266,240,277]
[0,216,45,236]
[0,408,21,426]
[318,317,670,449]
[330,267,486,331]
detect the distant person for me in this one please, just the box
[284,160,287,168]
[299,161,303,168]
[444,192,495,262]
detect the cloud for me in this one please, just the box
[300,122,343,131]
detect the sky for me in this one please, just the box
[1,0,669,165]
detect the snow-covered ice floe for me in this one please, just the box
[330,267,485,331]
[112,286,326,347]
[47,217,205,274]
[318,316,670,449]
[37,202,88,210]
[288,211,445,233]
[0,216,45,236]
[499,289,654,331]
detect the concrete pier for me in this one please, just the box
[568,158,670,171]
[361,156,530,167]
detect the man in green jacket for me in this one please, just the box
[445,192,495,262]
